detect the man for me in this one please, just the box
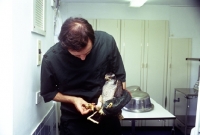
[40,17,126,135]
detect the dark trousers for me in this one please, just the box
[59,116,122,135]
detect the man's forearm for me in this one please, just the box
[122,82,126,89]
[54,92,93,115]
[53,92,77,104]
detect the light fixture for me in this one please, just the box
[130,0,147,7]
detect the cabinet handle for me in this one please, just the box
[146,43,149,69]
[169,63,172,68]
[165,96,167,108]
[140,43,143,69]
[122,43,125,62]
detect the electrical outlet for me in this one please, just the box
[36,91,42,105]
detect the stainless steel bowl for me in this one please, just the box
[123,86,154,113]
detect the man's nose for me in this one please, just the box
[79,55,86,60]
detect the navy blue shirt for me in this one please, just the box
[40,31,126,120]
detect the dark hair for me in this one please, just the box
[58,17,95,51]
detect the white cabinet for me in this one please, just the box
[143,20,169,106]
[121,20,169,106]
[121,20,169,126]
[120,20,145,88]
[167,38,192,126]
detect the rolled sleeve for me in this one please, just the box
[40,58,58,102]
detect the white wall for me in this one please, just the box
[0,1,13,135]
[0,0,54,135]
[13,0,55,134]
[59,2,200,87]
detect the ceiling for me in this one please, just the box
[60,0,200,6]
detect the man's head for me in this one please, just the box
[58,17,95,60]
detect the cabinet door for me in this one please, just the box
[86,19,97,30]
[144,20,169,126]
[143,20,169,106]
[121,20,145,87]
[96,19,121,50]
[167,38,192,125]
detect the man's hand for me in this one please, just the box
[73,97,94,115]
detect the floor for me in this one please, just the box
[122,127,185,135]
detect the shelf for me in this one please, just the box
[175,88,198,97]
[176,115,196,127]
[174,88,198,135]
[186,58,200,61]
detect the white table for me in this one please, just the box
[122,98,176,134]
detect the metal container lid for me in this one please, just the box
[127,85,141,92]
[131,90,149,100]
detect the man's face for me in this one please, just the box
[68,39,93,61]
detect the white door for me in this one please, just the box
[143,20,169,106]
[121,20,145,87]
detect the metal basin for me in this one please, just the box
[123,86,154,113]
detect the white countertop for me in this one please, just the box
[122,98,175,120]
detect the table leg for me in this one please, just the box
[131,120,136,135]
[171,125,176,135]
